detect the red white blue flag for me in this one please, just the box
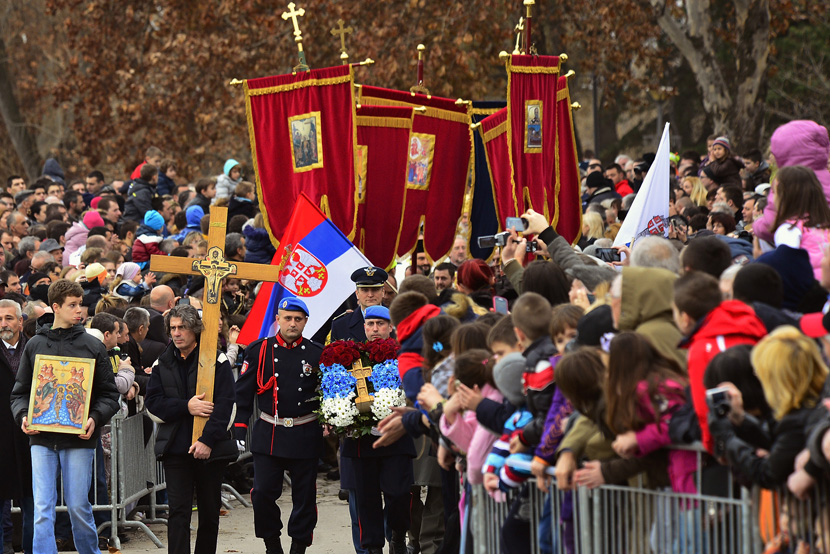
[237,192,370,345]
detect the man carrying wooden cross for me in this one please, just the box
[233,297,324,554]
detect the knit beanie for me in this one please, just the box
[90,197,102,210]
[85,262,107,284]
[116,262,141,282]
[83,210,105,229]
[493,352,526,407]
[144,210,165,231]
[712,136,731,151]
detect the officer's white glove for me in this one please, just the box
[236,440,246,453]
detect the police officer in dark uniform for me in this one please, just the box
[341,305,415,554]
[328,266,388,343]
[234,298,323,554]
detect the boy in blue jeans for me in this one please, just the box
[10,280,119,554]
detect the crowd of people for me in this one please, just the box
[0,117,828,554]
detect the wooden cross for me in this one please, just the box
[349,359,375,413]
[282,2,309,72]
[150,206,283,442]
[330,19,353,65]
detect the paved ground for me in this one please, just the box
[114,476,352,553]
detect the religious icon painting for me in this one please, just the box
[524,100,543,152]
[288,111,324,173]
[355,144,368,204]
[406,133,436,190]
[27,355,94,434]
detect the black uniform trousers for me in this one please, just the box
[252,453,318,546]
[163,455,228,554]
[351,455,412,549]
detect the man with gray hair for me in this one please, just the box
[0,298,33,553]
[146,304,236,554]
[629,235,681,275]
[224,232,246,262]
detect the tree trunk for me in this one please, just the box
[0,36,41,181]
[644,0,770,151]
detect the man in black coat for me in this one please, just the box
[0,299,32,553]
[145,305,236,554]
[234,298,323,554]
[328,266,388,343]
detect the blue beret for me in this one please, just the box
[278,297,309,316]
[364,305,390,321]
[351,266,388,287]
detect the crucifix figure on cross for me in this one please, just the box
[150,206,284,442]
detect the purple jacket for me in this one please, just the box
[63,222,89,266]
[754,120,830,242]
[533,378,573,465]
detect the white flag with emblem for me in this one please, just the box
[614,123,672,247]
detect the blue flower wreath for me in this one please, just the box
[368,360,401,391]
[319,363,357,399]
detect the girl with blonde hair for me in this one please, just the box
[682,176,708,209]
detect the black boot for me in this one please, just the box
[288,541,307,554]
[389,539,408,554]
[264,536,283,554]
[366,548,383,554]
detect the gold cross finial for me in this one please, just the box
[331,19,353,55]
[282,2,305,38]
[349,360,375,413]
[282,2,309,71]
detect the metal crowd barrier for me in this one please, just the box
[466,447,830,553]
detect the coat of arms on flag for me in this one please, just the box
[278,244,328,297]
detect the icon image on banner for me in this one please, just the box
[524,100,542,151]
[406,133,436,190]
[288,111,324,172]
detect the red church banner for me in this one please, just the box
[554,75,583,244]
[355,105,414,270]
[244,64,357,245]
[479,107,519,223]
[507,54,562,222]
[357,85,472,262]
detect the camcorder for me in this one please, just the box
[478,217,535,252]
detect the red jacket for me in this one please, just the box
[396,304,440,379]
[679,300,766,453]
[131,233,163,264]
[614,179,634,197]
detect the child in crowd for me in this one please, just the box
[221,277,245,316]
[131,210,165,269]
[771,165,830,279]
[673,271,766,453]
[706,136,744,188]
[111,262,155,302]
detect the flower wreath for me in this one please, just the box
[317,338,405,436]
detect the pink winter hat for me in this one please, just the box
[83,210,105,229]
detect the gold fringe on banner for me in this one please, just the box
[356,116,413,129]
[358,95,470,125]
[509,65,560,75]
[482,121,507,143]
[246,74,352,96]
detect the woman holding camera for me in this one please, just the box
[708,325,828,488]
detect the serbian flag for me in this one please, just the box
[614,123,672,247]
[507,54,562,221]
[244,65,358,245]
[237,193,370,345]
[479,108,520,223]
[357,86,471,262]
[469,101,506,261]
[553,75,583,244]
[354,105,413,269]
